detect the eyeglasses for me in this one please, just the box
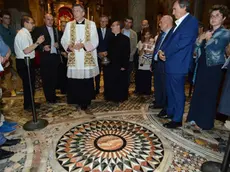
[210,14,223,19]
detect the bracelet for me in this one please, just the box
[35,42,40,45]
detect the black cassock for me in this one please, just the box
[104,33,130,102]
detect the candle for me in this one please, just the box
[87,7,90,19]
[91,16,94,21]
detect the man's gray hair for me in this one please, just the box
[176,0,190,12]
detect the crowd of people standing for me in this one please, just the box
[0,0,229,160]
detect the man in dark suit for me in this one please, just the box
[95,15,111,95]
[35,14,61,103]
[149,15,173,113]
[159,0,198,128]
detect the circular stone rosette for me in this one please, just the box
[56,120,164,172]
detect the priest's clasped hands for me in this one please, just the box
[68,43,85,52]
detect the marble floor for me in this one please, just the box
[0,87,229,172]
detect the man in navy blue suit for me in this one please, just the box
[159,0,198,129]
[95,15,111,95]
[149,15,173,111]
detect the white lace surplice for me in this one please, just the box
[61,20,99,79]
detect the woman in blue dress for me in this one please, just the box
[187,5,230,130]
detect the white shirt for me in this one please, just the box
[14,28,35,59]
[101,27,106,39]
[174,13,190,32]
[123,29,131,38]
[154,29,171,61]
[136,41,154,70]
[46,26,57,54]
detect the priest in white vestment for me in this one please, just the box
[61,4,99,110]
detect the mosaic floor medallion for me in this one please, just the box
[56,120,164,172]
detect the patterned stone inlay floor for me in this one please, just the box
[55,120,164,172]
[0,91,227,172]
[2,93,151,125]
[146,110,229,162]
[0,110,211,172]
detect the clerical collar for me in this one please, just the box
[114,33,120,36]
[76,19,85,25]
[46,26,53,29]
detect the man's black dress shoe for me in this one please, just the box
[47,100,57,104]
[34,103,41,108]
[95,90,100,95]
[2,139,21,147]
[80,105,88,110]
[158,109,166,116]
[149,104,163,109]
[163,121,182,129]
[0,149,14,160]
[149,101,156,106]
[55,96,61,101]
[157,109,172,119]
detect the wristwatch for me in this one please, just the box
[35,42,40,45]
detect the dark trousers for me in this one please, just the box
[57,57,67,94]
[166,73,186,122]
[135,70,152,95]
[16,59,35,109]
[128,61,134,87]
[154,63,167,107]
[40,53,60,102]
[67,78,94,106]
[95,58,102,92]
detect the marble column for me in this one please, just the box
[128,0,146,32]
[193,0,204,22]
